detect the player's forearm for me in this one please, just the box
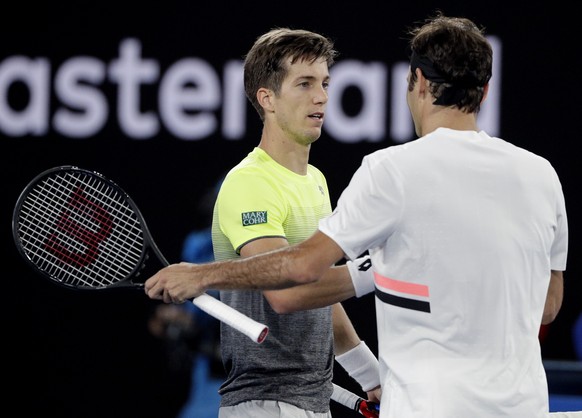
[542,270,564,324]
[265,264,355,313]
[332,303,362,354]
[200,246,318,292]
[199,231,344,296]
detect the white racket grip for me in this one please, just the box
[191,293,269,343]
[331,383,361,411]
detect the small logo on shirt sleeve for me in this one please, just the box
[241,211,268,226]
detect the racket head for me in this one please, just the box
[13,165,151,290]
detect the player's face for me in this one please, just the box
[273,57,330,146]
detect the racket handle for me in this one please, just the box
[332,383,361,409]
[331,383,380,417]
[191,293,269,343]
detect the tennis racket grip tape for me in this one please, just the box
[332,383,362,409]
[331,383,380,417]
[192,293,269,343]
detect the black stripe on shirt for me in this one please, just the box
[375,288,431,313]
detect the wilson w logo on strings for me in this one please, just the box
[44,187,114,267]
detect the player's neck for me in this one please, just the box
[258,132,311,176]
[420,110,479,137]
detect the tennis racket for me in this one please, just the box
[332,383,380,418]
[12,165,269,344]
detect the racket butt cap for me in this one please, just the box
[257,327,269,343]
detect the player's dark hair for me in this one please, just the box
[407,12,492,113]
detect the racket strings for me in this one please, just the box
[16,170,145,288]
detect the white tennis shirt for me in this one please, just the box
[319,128,568,417]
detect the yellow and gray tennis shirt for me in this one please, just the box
[211,146,334,412]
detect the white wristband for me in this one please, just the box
[347,255,375,297]
[335,341,380,392]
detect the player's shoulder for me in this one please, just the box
[306,163,326,179]
[224,149,269,178]
[361,141,413,167]
[220,159,280,199]
[493,135,556,170]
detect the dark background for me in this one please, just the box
[3,2,580,417]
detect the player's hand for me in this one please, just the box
[144,262,204,303]
[356,398,380,418]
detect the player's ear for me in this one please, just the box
[257,88,275,113]
[416,68,427,96]
[481,83,489,104]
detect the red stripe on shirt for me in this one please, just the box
[374,272,429,297]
